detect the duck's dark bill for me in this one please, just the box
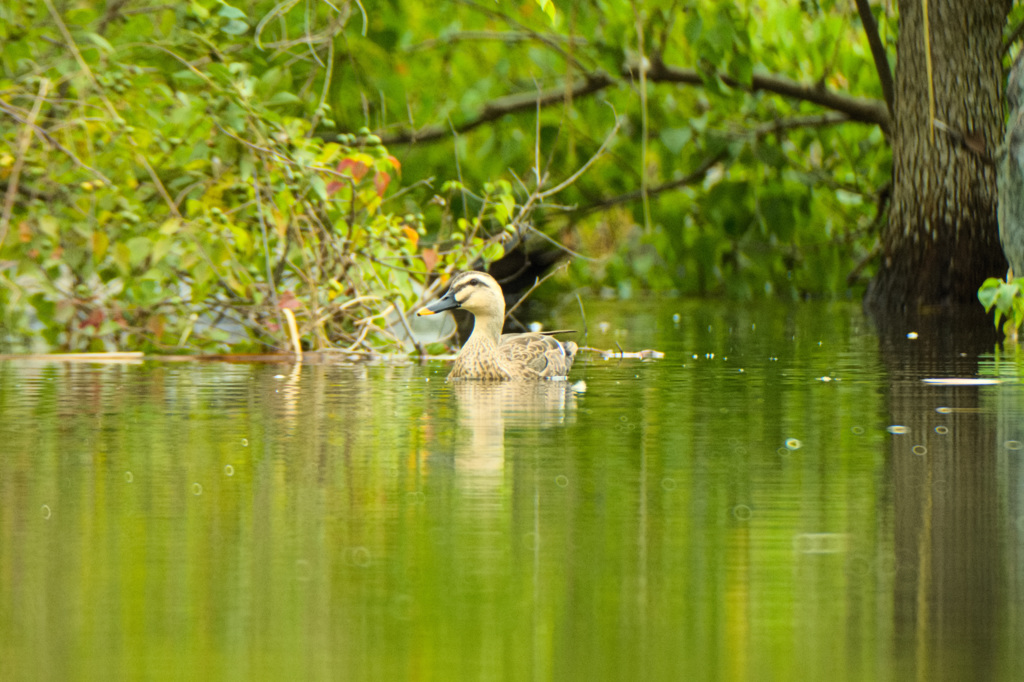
[418,293,460,316]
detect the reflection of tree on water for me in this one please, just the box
[450,382,577,480]
[871,310,1011,680]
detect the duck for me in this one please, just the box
[416,271,577,381]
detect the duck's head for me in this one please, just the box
[417,271,504,318]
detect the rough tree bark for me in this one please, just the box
[866,0,1011,311]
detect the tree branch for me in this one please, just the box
[569,150,729,218]
[377,70,616,145]
[371,57,890,148]
[405,31,588,54]
[641,57,891,135]
[852,0,894,118]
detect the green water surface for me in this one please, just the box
[1,300,1022,681]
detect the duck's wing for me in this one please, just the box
[500,333,577,378]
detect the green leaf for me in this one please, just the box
[217,2,247,19]
[535,0,557,24]
[978,278,1001,310]
[482,242,505,263]
[126,236,153,269]
[684,14,703,43]
[38,215,59,238]
[220,19,249,36]
[83,33,114,54]
[660,128,692,155]
[267,91,301,106]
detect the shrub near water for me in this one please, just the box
[0,1,513,353]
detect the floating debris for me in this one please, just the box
[580,346,665,361]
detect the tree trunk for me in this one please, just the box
[866,0,1010,311]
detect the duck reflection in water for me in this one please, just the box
[450,381,578,479]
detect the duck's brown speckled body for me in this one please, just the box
[417,271,577,381]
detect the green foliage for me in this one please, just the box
[0,0,951,351]
[978,277,1024,339]
[322,0,893,299]
[0,0,521,353]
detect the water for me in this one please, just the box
[1,300,1023,681]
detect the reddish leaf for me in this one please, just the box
[374,171,391,197]
[278,290,301,310]
[421,248,438,271]
[80,308,104,329]
[336,158,369,182]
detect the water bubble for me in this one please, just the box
[672,313,681,324]
[192,483,203,496]
[274,374,286,380]
[555,475,569,488]
[906,332,919,339]
[934,426,949,435]
[785,438,802,450]
[732,505,752,521]
[41,504,51,520]
[851,426,865,435]
[661,478,677,491]
[777,447,791,457]
[1006,440,1023,451]
[348,546,371,568]
[912,445,927,456]
[223,465,234,476]
[935,407,953,414]
[124,471,134,483]
[887,425,910,434]
[241,438,249,447]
